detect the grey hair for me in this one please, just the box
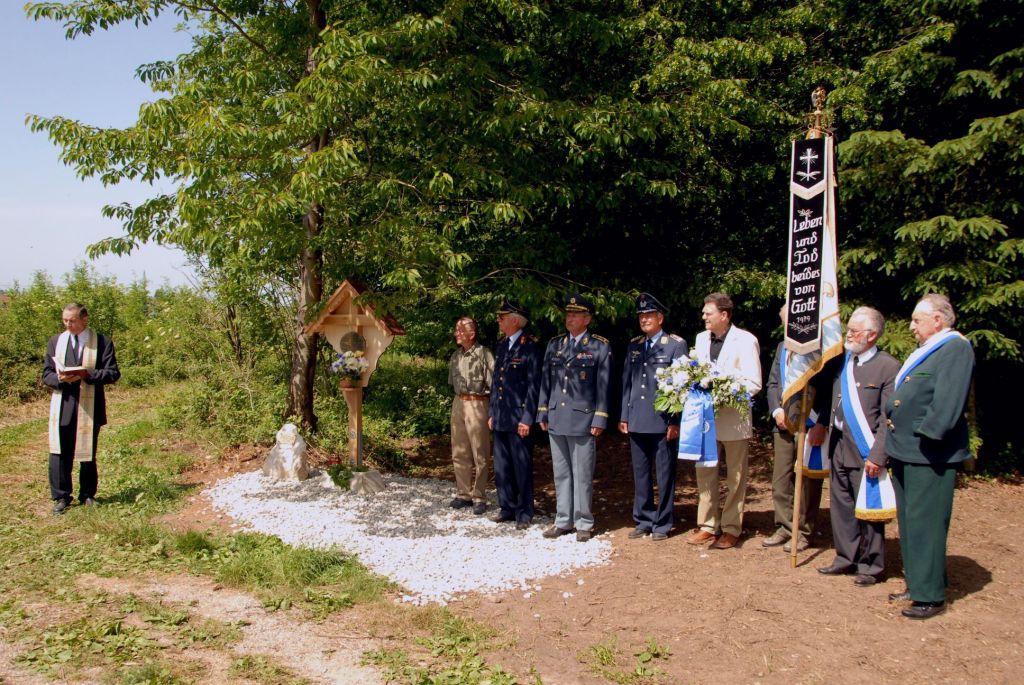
[456,316,478,335]
[916,293,956,327]
[63,303,88,318]
[507,312,528,329]
[849,306,885,336]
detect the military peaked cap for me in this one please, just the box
[497,298,529,319]
[636,292,668,315]
[564,292,595,314]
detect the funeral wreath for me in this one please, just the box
[654,352,752,418]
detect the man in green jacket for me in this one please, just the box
[884,293,974,620]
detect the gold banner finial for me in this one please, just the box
[807,86,829,139]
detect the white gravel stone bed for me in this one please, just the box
[206,469,612,605]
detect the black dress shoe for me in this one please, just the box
[902,602,946,620]
[81,497,97,506]
[515,520,531,530]
[627,527,651,539]
[888,590,911,602]
[490,512,515,523]
[52,499,72,515]
[542,525,573,539]
[472,502,487,516]
[449,498,472,509]
[817,562,854,576]
[854,574,880,587]
[651,532,668,541]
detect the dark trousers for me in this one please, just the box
[629,432,678,535]
[492,430,534,523]
[49,423,100,502]
[891,459,958,603]
[771,430,824,536]
[830,462,885,577]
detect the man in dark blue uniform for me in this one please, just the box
[537,293,612,542]
[488,299,541,530]
[619,293,689,540]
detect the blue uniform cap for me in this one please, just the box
[564,292,595,314]
[636,292,667,314]
[497,298,529,319]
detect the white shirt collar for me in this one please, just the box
[854,345,877,365]
[507,330,523,347]
[919,327,953,350]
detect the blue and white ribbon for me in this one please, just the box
[801,409,829,478]
[855,469,897,522]
[840,352,874,459]
[677,389,718,467]
[895,329,965,387]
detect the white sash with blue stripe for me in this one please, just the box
[855,469,897,522]
[801,409,829,478]
[895,329,963,387]
[840,352,874,460]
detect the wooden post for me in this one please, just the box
[790,391,810,568]
[341,381,363,467]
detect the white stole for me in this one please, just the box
[48,329,98,462]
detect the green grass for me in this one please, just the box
[578,637,673,685]
[364,609,520,684]
[0,385,396,682]
[230,654,311,685]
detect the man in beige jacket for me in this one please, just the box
[686,293,762,549]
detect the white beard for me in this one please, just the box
[844,339,870,355]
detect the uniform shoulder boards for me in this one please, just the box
[591,334,610,344]
[670,334,684,342]
[630,335,644,343]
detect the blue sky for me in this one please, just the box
[0,3,196,291]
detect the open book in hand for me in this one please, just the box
[53,357,87,374]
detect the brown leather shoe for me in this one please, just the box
[711,532,739,549]
[686,530,717,545]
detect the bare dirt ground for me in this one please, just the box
[78,574,382,685]
[166,431,1024,684]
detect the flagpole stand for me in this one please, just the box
[790,392,811,568]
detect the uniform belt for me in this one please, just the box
[458,394,490,401]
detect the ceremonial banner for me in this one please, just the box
[782,135,843,404]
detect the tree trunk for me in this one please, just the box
[285,202,324,431]
[224,303,243,365]
[285,0,328,431]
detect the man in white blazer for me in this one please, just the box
[686,293,762,549]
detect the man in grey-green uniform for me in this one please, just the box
[448,316,495,515]
[885,293,974,620]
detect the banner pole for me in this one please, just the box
[791,391,810,568]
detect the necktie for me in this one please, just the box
[646,338,653,353]
[71,335,80,361]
